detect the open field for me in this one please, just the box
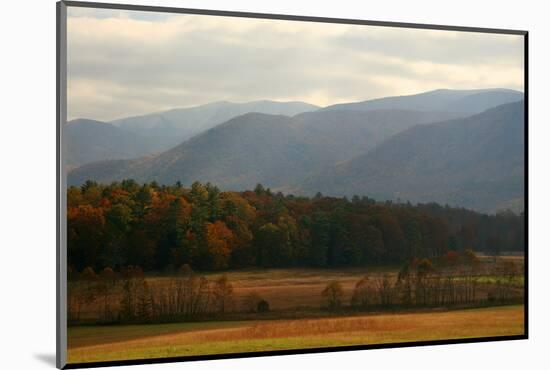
[74,267,390,319]
[74,257,524,320]
[153,268,379,311]
[68,305,524,364]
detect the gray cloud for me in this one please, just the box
[67,7,524,121]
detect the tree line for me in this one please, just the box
[68,251,522,324]
[326,251,522,311]
[68,264,239,323]
[68,180,524,273]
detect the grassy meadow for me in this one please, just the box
[68,305,525,363]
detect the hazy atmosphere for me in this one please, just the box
[67,7,524,121]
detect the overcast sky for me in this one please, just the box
[67,7,524,121]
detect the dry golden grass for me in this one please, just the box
[68,305,524,364]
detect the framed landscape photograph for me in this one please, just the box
[56,1,528,368]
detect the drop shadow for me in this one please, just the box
[34,353,57,367]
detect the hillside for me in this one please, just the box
[65,119,156,168]
[110,100,320,150]
[68,109,456,188]
[67,90,522,168]
[298,101,525,212]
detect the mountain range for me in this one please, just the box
[68,109,458,188]
[67,88,525,213]
[67,100,319,167]
[297,101,524,212]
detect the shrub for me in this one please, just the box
[257,299,270,313]
[322,281,344,311]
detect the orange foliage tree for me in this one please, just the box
[206,221,234,270]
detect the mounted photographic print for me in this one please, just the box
[56,1,528,368]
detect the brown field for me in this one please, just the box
[75,268,384,319]
[169,268,377,311]
[68,305,525,364]
[75,259,524,319]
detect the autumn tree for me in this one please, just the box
[220,192,256,266]
[66,181,524,272]
[441,250,460,267]
[80,180,101,205]
[205,221,234,270]
[125,230,156,270]
[255,223,283,267]
[374,210,406,263]
[103,203,133,269]
[310,213,330,267]
[403,215,424,259]
[67,205,106,270]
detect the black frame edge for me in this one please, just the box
[61,0,527,35]
[523,32,530,338]
[57,1,68,369]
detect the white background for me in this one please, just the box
[0,0,548,369]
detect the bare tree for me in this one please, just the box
[69,267,98,321]
[119,266,144,321]
[212,275,234,314]
[136,279,153,322]
[351,275,372,309]
[98,267,117,322]
[415,258,434,306]
[322,281,344,311]
[375,274,394,307]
